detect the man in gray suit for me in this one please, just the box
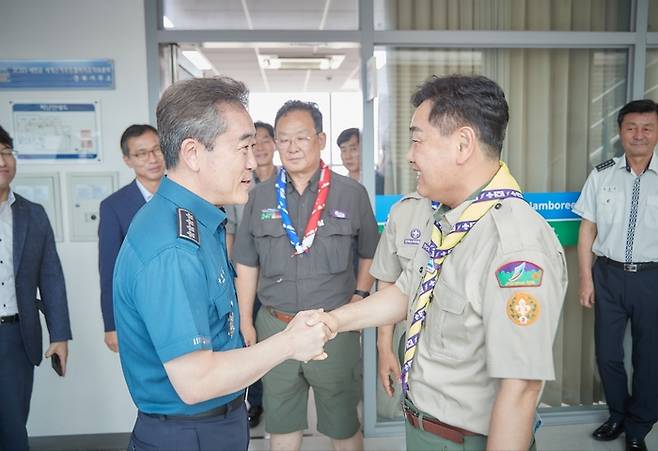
[0,125,72,450]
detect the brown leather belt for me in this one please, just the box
[266,306,295,324]
[403,403,479,444]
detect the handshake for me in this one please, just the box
[241,309,340,363]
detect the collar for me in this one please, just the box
[285,167,322,194]
[433,180,489,225]
[157,177,226,231]
[0,190,16,210]
[135,178,154,202]
[619,152,657,175]
[254,166,278,184]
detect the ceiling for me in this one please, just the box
[162,0,358,30]
[178,42,360,92]
[165,0,361,92]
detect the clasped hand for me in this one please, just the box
[284,309,339,362]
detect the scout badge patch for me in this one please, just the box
[261,208,281,220]
[506,292,541,326]
[496,261,543,288]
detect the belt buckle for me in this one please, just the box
[624,263,638,272]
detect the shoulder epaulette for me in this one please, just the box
[596,159,615,172]
[177,208,200,246]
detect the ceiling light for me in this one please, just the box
[258,55,345,71]
[181,50,212,71]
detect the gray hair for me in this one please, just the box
[156,76,249,169]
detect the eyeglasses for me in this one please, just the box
[0,148,17,159]
[275,134,318,150]
[129,148,163,163]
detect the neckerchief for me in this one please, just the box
[401,161,522,392]
[276,160,331,255]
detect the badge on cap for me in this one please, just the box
[496,260,543,288]
[506,292,540,326]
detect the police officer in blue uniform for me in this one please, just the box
[575,99,658,451]
[113,76,332,451]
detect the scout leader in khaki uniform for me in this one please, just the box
[371,192,435,419]
[312,74,568,451]
[233,100,379,451]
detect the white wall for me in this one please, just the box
[0,0,150,436]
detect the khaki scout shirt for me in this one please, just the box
[233,168,379,313]
[396,196,567,435]
[573,153,658,262]
[370,192,434,283]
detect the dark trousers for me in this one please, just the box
[247,297,263,408]
[128,404,249,451]
[593,259,658,439]
[0,322,34,451]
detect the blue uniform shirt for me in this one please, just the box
[114,177,244,415]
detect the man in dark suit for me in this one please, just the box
[0,125,72,450]
[98,124,164,352]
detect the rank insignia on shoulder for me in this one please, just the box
[506,292,540,326]
[596,159,615,172]
[177,208,200,246]
[496,260,543,288]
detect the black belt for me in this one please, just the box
[141,395,244,421]
[601,257,658,273]
[0,314,19,324]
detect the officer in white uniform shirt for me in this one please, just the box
[574,99,658,451]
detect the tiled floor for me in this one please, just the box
[29,423,658,450]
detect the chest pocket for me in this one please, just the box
[209,268,233,320]
[253,219,289,278]
[598,192,624,225]
[645,195,658,229]
[423,280,469,361]
[316,217,354,274]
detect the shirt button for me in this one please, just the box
[419,266,424,274]
[495,203,502,210]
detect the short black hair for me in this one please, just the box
[337,128,360,147]
[120,124,158,156]
[411,74,509,157]
[254,121,274,139]
[0,125,13,149]
[274,100,323,133]
[617,99,658,128]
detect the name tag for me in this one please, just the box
[261,208,281,220]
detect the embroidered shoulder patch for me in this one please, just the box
[596,159,615,172]
[506,292,541,326]
[496,260,543,288]
[177,208,200,246]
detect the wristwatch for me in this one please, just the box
[353,289,370,298]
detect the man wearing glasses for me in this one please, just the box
[234,101,379,451]
[0,125,72,450]
[98,124,164,353]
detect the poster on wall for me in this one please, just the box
[10,102,101,161]
[0,59,114,90]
